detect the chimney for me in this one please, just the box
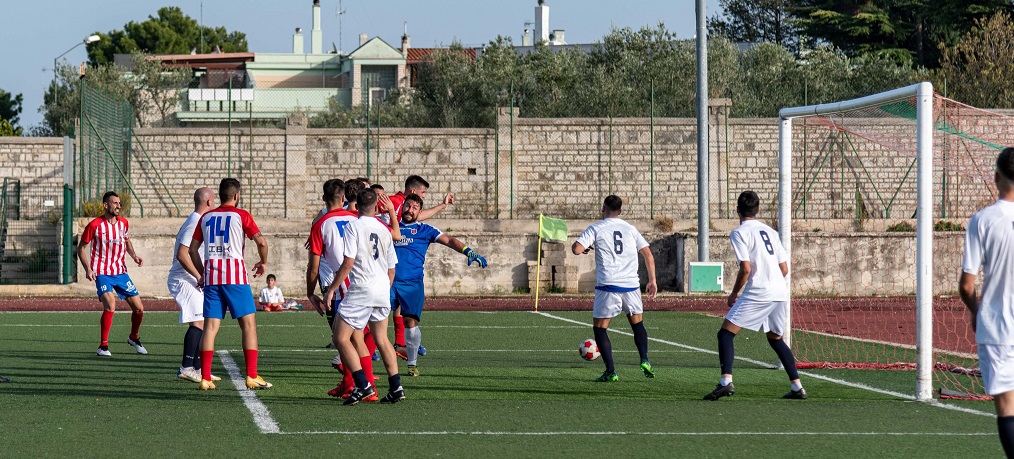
[311,0,322,54]
[552,29,565,45]
[359,33,369,47]
[401,22,410,58]
[522,29,532,47]
[534,0,549,43]
[293,28,304,54]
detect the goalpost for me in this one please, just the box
[778,83,935,401]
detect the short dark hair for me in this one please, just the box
[737,190,760,218]
[603,195,622,213]
[102,191,119,203]
[404,193,424,209]
[998,147,1014,182]
[266,274,276,282]
[219,178,242,202]
[323,179,345,206]
[357,187,378,210]
[345,179,366,204]
[405,175,429,191]
[355,177,371,186]
[370,184,384,191]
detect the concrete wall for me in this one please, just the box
[72,217,965,299]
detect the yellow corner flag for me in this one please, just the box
[535,215,568,312]
[538,215,568,242]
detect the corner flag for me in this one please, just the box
[535,215,568,311]
[538,215,568,242]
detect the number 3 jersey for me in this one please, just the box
[191,205,261,286]
[341,216,398,308]
[576,218,649,289]
[730,219,789,302]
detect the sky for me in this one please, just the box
[1,0,711,130]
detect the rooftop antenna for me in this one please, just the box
[337,0,346,53]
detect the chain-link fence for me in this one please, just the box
[78,80,139,216]
[0,177,63,284]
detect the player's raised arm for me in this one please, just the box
[639,246,657,299]
[435,233,487,268]
[416,193,453,221]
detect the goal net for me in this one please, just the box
[778,83,1010,401]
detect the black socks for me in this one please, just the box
[593,326,615,374]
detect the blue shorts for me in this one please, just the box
[95,274,139,300]
[203,285,257,320]
[391,279,425,321]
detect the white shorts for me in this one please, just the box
[593,289,644,319]
[168,277,204,324]
[978,344,1014,396]
[725,300,787,336]
[338,303,391,331]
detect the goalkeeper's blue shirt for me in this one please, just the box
[393,222,443,282]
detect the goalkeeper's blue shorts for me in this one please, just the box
[391,279,425,321]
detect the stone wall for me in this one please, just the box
[0,137,65,218]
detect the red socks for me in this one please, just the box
[364,328,377,355]
[129,310,143,340]
[360,355,375,387]
[244,349,259,379]
[394,316,406,347]
[201,350,214,381]
[99,311,114,346]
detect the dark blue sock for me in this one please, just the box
[593,327,615,374]
[352,369,369,389]
[183,325,202,368]
[326,311,336,330]
[998,416,1014,457]
[388,374,401,390]
[631,322,649,362]
[768,337,800,381]
[718,328,736,375]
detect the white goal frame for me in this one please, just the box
[777,82,934,401]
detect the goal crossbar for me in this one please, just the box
[777,82,934,401]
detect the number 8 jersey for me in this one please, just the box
[730,219,789,302]
[191,205,261,286]
[576,218,649,289]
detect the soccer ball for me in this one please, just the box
[579,339,600,361]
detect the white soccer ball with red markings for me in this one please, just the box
[579,339,600,361]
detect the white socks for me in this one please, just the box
[405,326,421,366]
[790,381,803,391]
[720,376,733,386]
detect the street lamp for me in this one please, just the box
[53,35,101,103]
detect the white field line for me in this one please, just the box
[281,430,992,436]
[533,312,993,418]
[218,348,674,353]
[217,350,280,434]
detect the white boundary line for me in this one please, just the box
[280,430,992,436]
[217,348,666,353]
[218,350,280,434]
[533,311,993,418]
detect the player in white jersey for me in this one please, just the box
[960,147,1014,456]
[325,187,405,405]
[573,195,658,382]
[168,187,221,383]
[704,190,806,401]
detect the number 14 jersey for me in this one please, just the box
[192,205,261,286]
[730,219,789,302]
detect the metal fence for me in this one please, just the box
[0,178,63,284]
[78,81,140,216]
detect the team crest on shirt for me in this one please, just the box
[410,228,417,235]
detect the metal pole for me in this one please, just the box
[696,0,710,261]
[494,101,500,219]
[62,136,75,284]
[915,81,934,402]
[227,77,232,176]
[650,79,655,219]
[778,116,793,346]
[510,81,515,219]
[366,95,371,179]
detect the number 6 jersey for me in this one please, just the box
[191,205,261,286]
[576,218,649,289]
[730,219,789,302]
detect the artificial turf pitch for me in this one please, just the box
[0,309,1000,457]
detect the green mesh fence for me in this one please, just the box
[78,81,143,216]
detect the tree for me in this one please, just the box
[87,7,247,65]
[793,0,1013,67]
[129,54,192,127]
[709,0,799,52]
[0,88,23,132]
[0,118,19,136]
[935,11,1014,108]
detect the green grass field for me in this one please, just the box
[0,309,1000,457]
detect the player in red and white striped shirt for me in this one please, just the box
[178,178,271,391]
[77,191,148,357]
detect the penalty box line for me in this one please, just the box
[533,312,993,419]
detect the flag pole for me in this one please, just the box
[535,214,543,312]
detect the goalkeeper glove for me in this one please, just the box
[462,247,488,268]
